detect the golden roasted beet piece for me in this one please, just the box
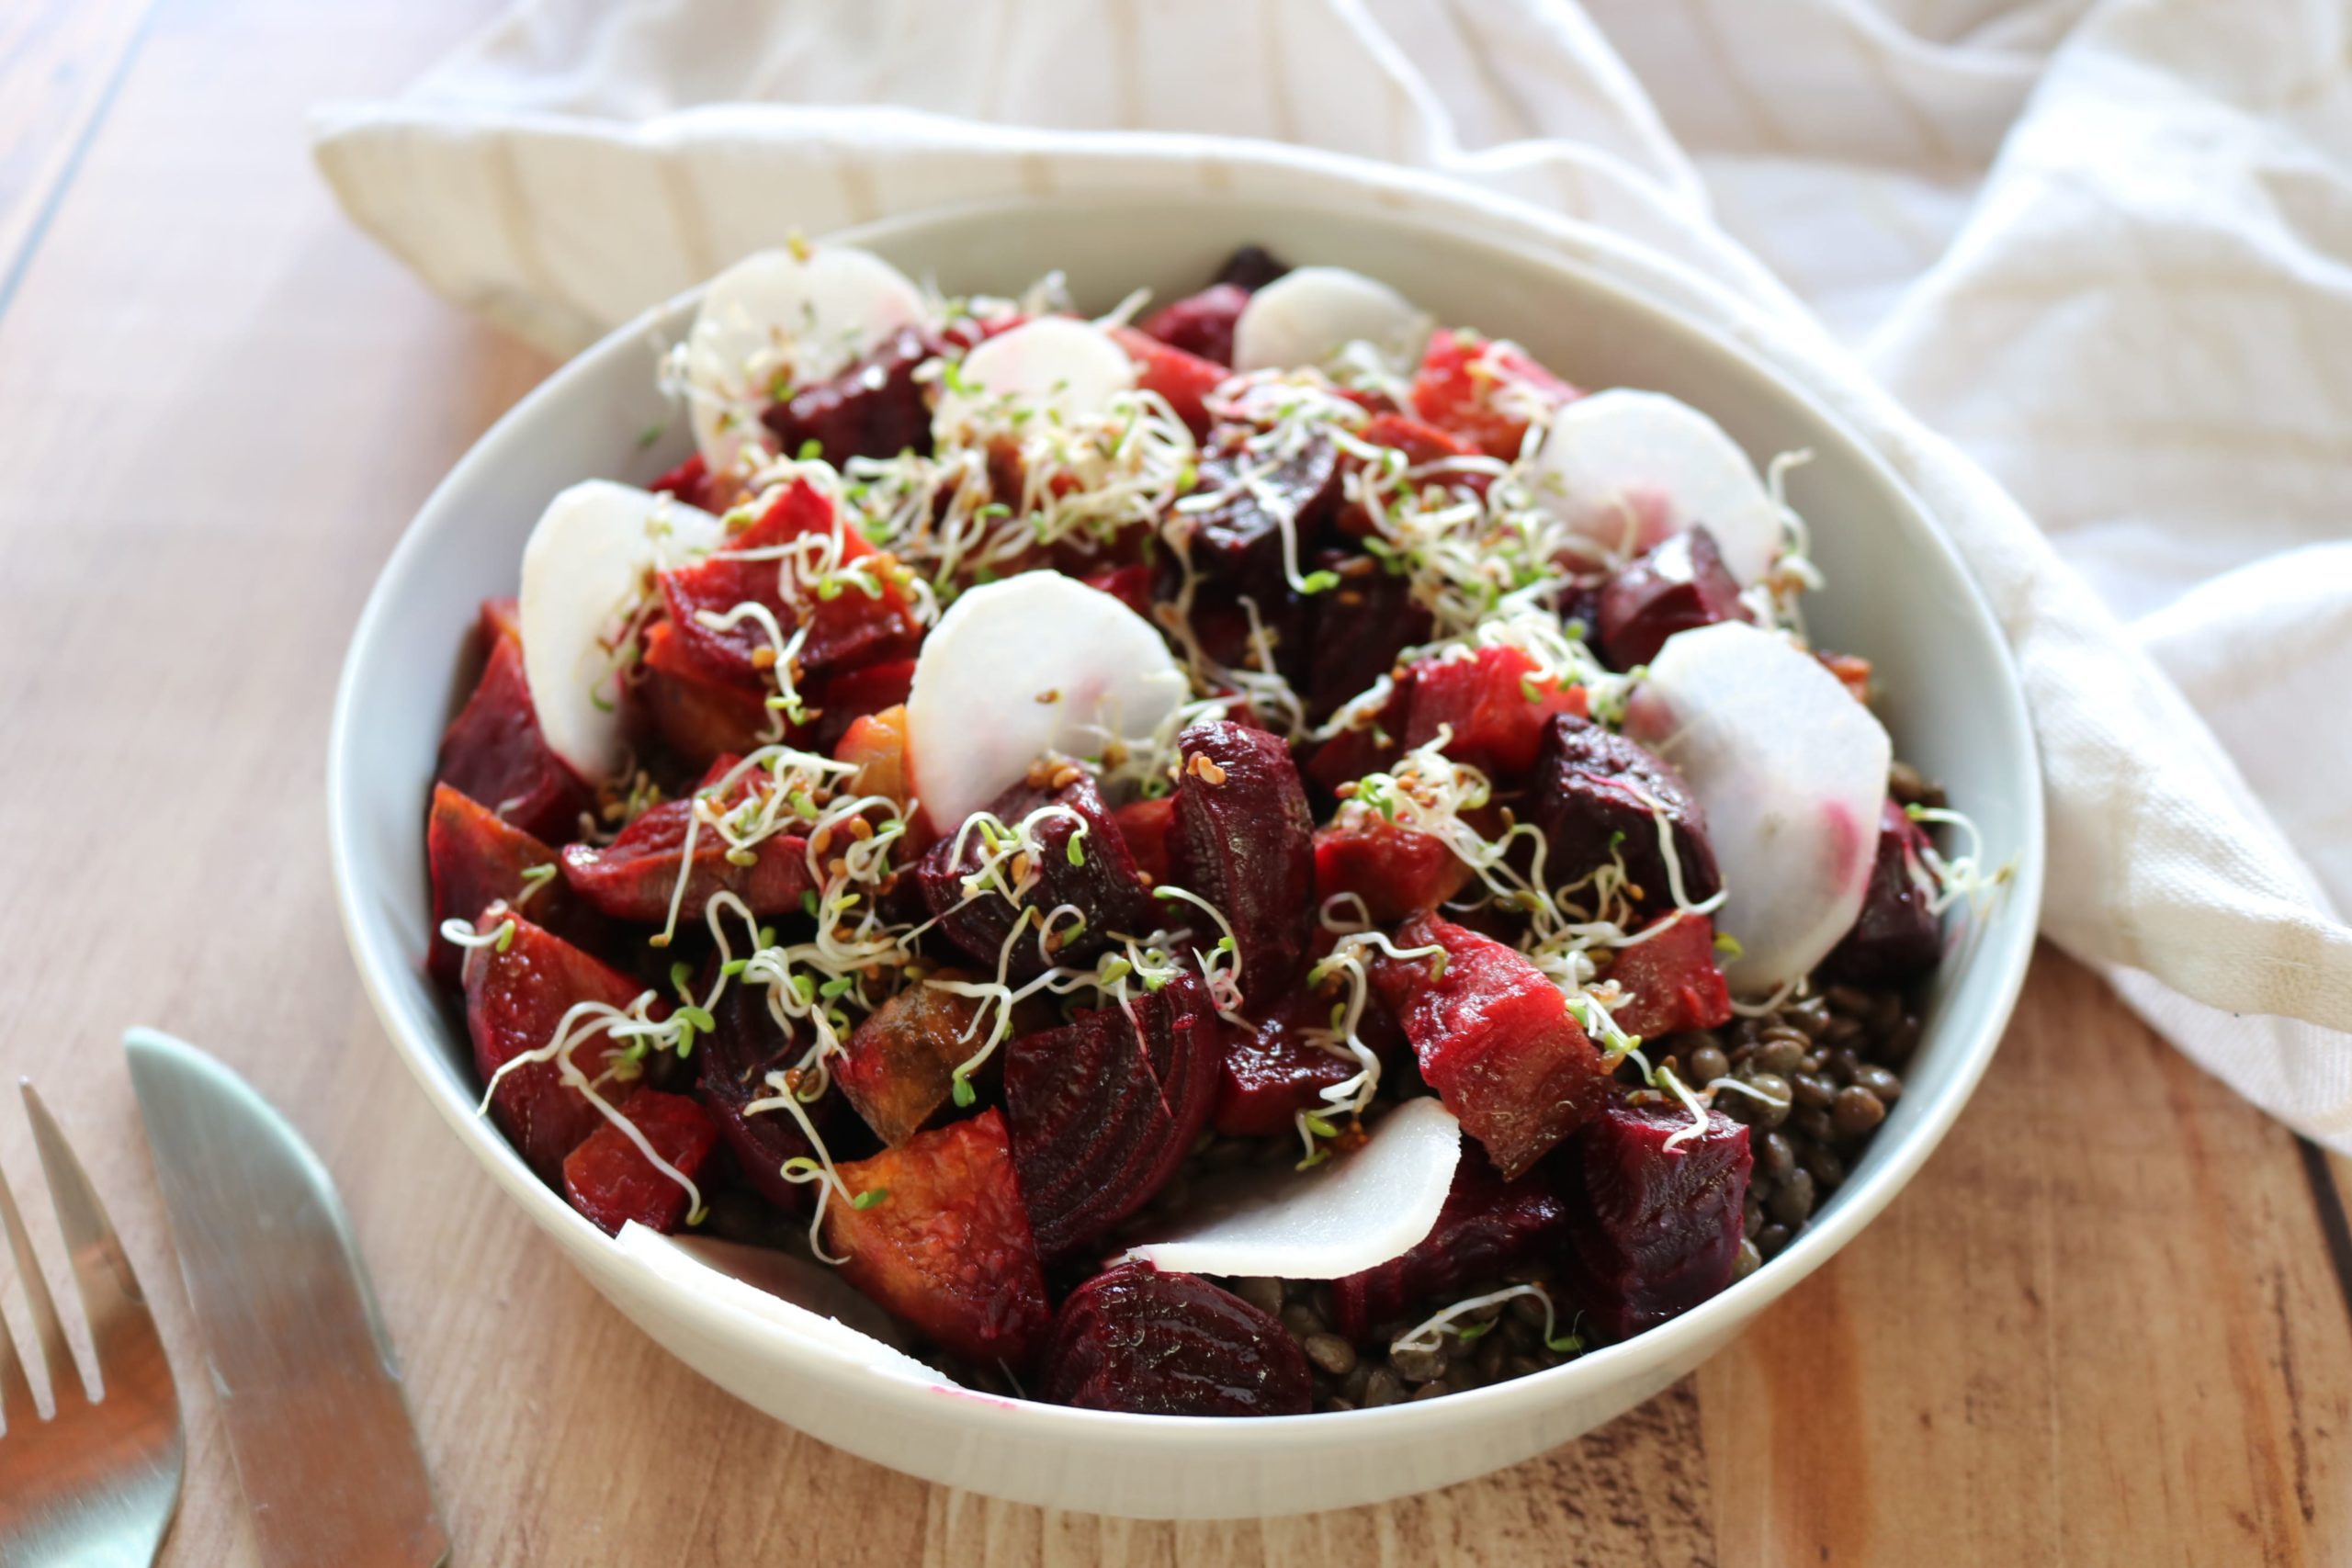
[1038,1262,1311,1416]
[560,1089,719,1236]
[1330,1157,1573,1344]
[1563,1095,1751,1340]
[833,703,912,811]
[1604,911,1734,1042]
[1171,721,1316,1008]
[1528,714,1721,915]
[435,598,591,845]
[917,774,1148,981]
[425,784,604,987]
[833,976,995,1146]
[821,1110,1052,1370]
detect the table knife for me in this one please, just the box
[125,1028,450,1568]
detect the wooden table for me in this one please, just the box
[5,1,2347,1561]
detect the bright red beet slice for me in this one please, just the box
[1528,714,1721,914]
[822,1109,1052,1370]
[1408,327,1577,460]
[1370,914,1609,1179]
[639,618,780,771]
[1397,645,1586,782]
[1112,795,1176,887]
[1212,998,1360,1139]
[657,478,920,693]
[560,800,813,925]
[1171,722,1315,1008]
[426,784,605,987]
[435,598,590,845]
[560,1089,719,1236]
[464,912,659,1182]
[1329,1157,1573,1344]
[1003,974,1221,1258]
[1112,324,1226,436]
[1038,1261,1311,1416]
[1563,1096,1751,1341]
[1313,810,1471,926]
[1136,282,1250,366]
[1596,525,1751,671]
[761,326,933,465]
[917,774,1148,981]
[834,976,994,1146]
[1821,798,1944,985]
[1605,911,1734,1042]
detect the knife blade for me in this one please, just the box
[125,1027,450,1568]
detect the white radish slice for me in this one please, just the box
[686,245,926,472]
[1232,265,1432,377]
[520,479,724,783]
[905,572,1188,834]
[1623,622,1891,994]
[1532,389,1784,583]
[613,1225,955,1390]
[930,317,1136,439]
[1117,1097,1461,1280]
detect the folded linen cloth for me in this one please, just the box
[312,0,2352,1146]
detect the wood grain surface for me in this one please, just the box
[1,1,2346,1562]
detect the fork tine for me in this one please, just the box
[0,1147,81,1412]
[21,1085,154,1404]
[0,1190,37,1432]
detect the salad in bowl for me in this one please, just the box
[422,238,2000,1420]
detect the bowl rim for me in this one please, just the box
[327,189,2046,1449]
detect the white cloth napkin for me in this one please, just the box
[311,0,2352,1147]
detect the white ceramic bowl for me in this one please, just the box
[329,194,2044,1519]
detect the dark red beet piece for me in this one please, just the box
[1037,1262,1312,1416]
[1605,911,1734,1042]
[1595,526,1751,671]
[1312,810,1471,926]
[426,784,605,987]
[1397,645,1586,781]
[1112,324,1226,436]
[694,979,821,1213]
[1563,1095,1751,1341]
[1080,562,1156,620]
[1003,974,1221,1258]
[560,1089,720,1236]
[1408,327,1577,460]
[657,478,920,692]
[1305,557,1430,723]
[435,599,590,846]
[1821,799,1944,985]
[464,912,659,1182]
[1529,714,1721,914]
[1171,722,1316,1008]
[1112,795,1177,887]
[1166,438,1340,611]
[822,1110,1053,1370]
[1212,243,1290,293]
[1330,1157,1573,1344]
[916,774,1148,981]
[808,655,917,752]
[639,618,779,770]
[1212,998,1360,1139]
[650,452,722,512]
[1136,282,1250,366]
[1370,914,1610,1179]
[761,326,933,464]
[560,779,814,925]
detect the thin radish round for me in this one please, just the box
[519,479,722,783]
[1116,1097,1461,1280]
[930,317,1136,441]
[1231,265,1431,377]
[904,572,1188,834]
[685,245,926,472]
[1623,622,1890,994]
[1532,389,1784,583]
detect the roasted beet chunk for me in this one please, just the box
[1167,437,1340,609]
[560,1089,719,1236]
[1313,810,1470,926]
[917,774,1148,980]
[1113,325,1226,434]
[639,619,776,769]
[464,912,659,1182]
[1408,328,1577,460]
[834,976,995,1146]
[1821,798,1944,985]
[1136,285,1249,367]
[435,599,589,845]
[1530,715,1721,913]
[1604,911,1734,1042]
[761,326,932,464]
[822,1110,1053,1370]
[1563,1096,1751,1341]
[1038,1262,1311,1416]
[1595,526,1751,671]
[427,784,604,987]
[560,780,815,925]
[1171,722,1316,1007]
[1213,243,1291,293]
[1330,1158,1573,1344]
[1003,974,1221,1258]
[1213,998,1361,1138]
[694,980,821,1213]
[1305,557,1430,723]
[1397,646,1586,781]
[1370,914,1610,1178]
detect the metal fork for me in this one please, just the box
[0,1084,183,1567]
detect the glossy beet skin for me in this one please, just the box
[1529,715,1722,914]
[1169,436,1342,613]
[1304,556,1431,724]
[821,1109,1054,1370]
[1136,283,1251,366]
[1037,1262,1312,1416]
[560,1089,720,1235]
[917,773,1149,981]
[426,784,603,987]
[1371,914,1611,1179]
[463,912,660,1183]
[1330,1157,1574,1344]
[761,325,933,465]
[833,976,995,1147]
[1312,810,1471,926]
[1595,525,1751,671]
[1212,998,1362,1139]
[1821,798,1945,985]
[1170,722,1317,1008]
[1604,911,1734,1043]
[1563,1095,1751,1341]
[693,978,821,1213]
[1002,973,1222,1258]
[435,598,590,845]
[639,618,777,769]
[1397,646,1586,782]
[560,771,816,925]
